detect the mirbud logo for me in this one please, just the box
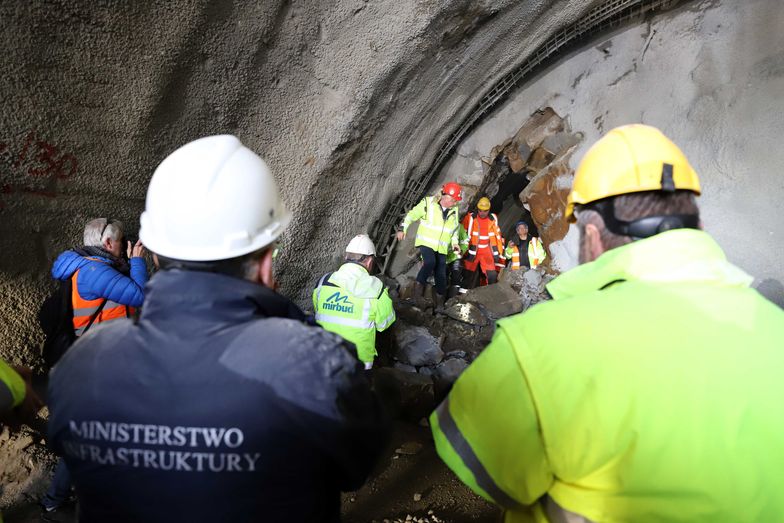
[323,292,354,314]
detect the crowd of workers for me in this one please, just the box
[0,124,783,522]
[399,189,545,308]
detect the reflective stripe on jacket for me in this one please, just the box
[401,196,460,255]
[462,213,504,262]
[71,258,135,336]
[505,237,546,270]
[312,263,396,364]
[431,229,784,522]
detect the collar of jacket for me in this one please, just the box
[75,246,131,274]
[141,269,311,324]
[546,229,753,300]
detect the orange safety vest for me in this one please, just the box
[508,237,546,270]
[462,212,504,262]
[71,259,135,336]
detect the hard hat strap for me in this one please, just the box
[587,197,699,239]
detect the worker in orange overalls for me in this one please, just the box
[461,197,505,288]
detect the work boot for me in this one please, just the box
[413,281,426,308]
[434,293,446,313]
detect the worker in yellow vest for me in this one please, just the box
[313,234,395,369]
[504,221,546,270]
[397,182,462,309]
[431,124,784,522]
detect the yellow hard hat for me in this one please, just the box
[565,124,701,222]
[477,197,491,211]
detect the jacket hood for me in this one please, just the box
[329,263,383,299]
[547,229,753,300]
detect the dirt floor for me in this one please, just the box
[2,420,499,523]
[342,420,500,523]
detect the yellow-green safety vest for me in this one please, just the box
[446,224,469,264]
[312,262,396,364]
[431,229,784,522]
[402,196,460,255]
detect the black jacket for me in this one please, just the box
[48,269,388,522]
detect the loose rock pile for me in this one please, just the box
[375,270,553,419]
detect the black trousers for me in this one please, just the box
[417,246,447,295]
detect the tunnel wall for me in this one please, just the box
[440,0,784,305]
[0,1,605,366]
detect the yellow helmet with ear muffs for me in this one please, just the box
[566,124,701,223]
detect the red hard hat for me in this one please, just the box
[442,182,462,201]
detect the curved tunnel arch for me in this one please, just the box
[1,0,782,367]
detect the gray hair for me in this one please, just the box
[83,218,124,247]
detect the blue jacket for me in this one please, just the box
[51,250,147,307]
[48,269,388,523]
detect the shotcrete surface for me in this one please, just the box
[0,0,601,364]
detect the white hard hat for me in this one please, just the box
[345,234,376,256]
[140,135,291,261]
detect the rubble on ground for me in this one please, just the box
[375,271,552,417]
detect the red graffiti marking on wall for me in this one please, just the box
[0,131,79,208]
[13,130,78,179]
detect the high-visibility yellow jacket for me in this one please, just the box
[431,229,784,522]
[313,262,396,364]
[0,359,25,412]
[446,224,469,264]
[505,237,546,269]
[402,196,460,255]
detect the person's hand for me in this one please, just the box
[131,239,146,258]
[396,231,405,242]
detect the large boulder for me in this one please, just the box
[458,281,523,319]
[434,357,469,383]
[443,302,488,327]
[393,322,444,366]
[432,357,471,403]
[441,320,483,355]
